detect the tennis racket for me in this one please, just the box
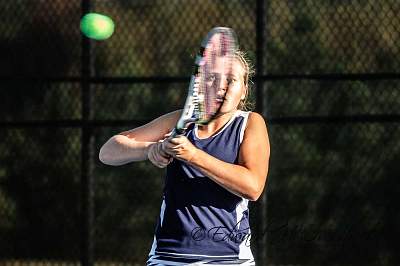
[171,27,238,137]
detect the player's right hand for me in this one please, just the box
[147,140,172,168]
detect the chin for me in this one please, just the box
[218,107,236,115]
[218,101,239,114]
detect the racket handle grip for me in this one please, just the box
[171,127,185,138]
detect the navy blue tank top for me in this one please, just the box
[148,111,254,261]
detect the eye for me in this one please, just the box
[227,78,236,85]
[206,74,216,83]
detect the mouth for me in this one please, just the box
[216,97,225,103]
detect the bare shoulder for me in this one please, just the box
[119,109,182,141]
[242,111,269,150]
[246,112,268,133]
[238,111,270,175]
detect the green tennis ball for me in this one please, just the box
[80,13,115,40]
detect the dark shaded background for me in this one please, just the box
[0,0,399,265]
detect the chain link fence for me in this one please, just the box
[0,0,399,265]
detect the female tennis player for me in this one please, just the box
[99,51,270,265]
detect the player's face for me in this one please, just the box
[215,58,246,114]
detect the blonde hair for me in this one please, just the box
[234,50,255,111]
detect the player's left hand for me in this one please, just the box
[162,135,198,163]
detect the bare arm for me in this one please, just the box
[99,110,181,166]
[163,112,270,201]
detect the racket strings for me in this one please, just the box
[174,28,237,135]
[197,31,236,123]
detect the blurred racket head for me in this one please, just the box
[174,27,238,135]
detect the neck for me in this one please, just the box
[197,110,238,138]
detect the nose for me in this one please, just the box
[216,73,226,87]
[216,73,228,90]
[221,74,229,88]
